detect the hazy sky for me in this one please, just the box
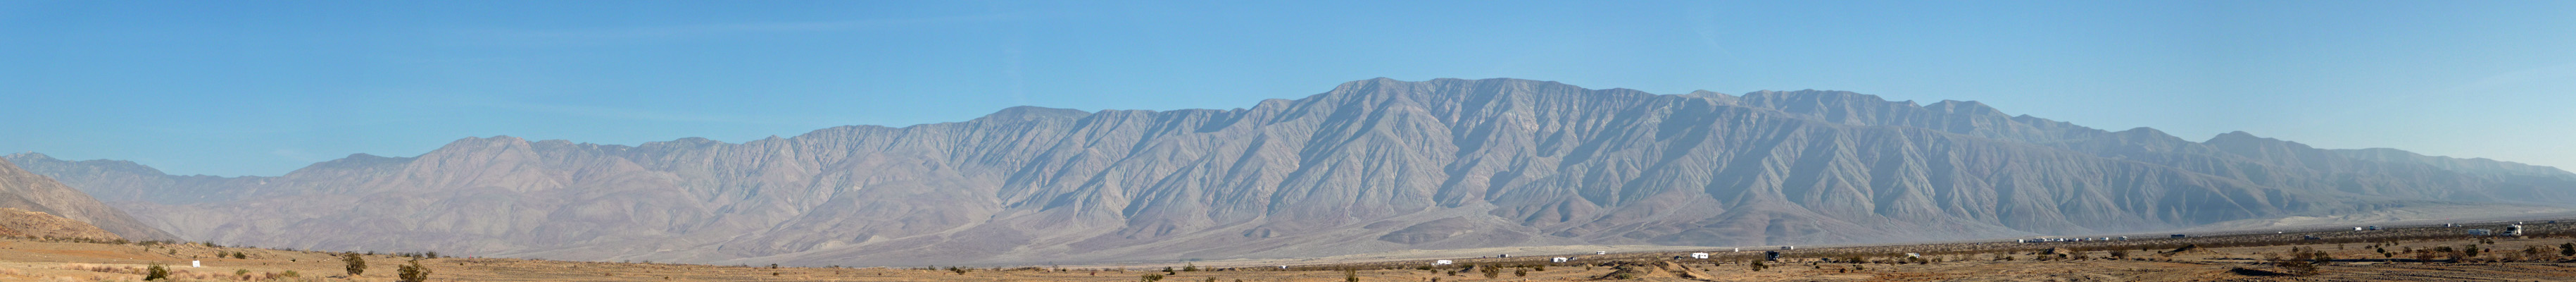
[4,1,2572,176]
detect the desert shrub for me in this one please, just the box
[2464,245,2482,258]
[1141,273,1165,282]
[2109,250,2130,260]
[1749,260,1767,271]
[1533,265,1544,271]
[1183,263,1198,271]
[1480,266,1499,278]
[1345,269,1360,282]
[343,252,370,276]
[2563,243,2575,257]
[146,263,169,281]
[398,260,432,282]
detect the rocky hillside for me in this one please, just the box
[11,78,2572,266]
[0,207,125,241]
[0,157,170,240]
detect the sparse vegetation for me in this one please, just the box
[398,259,434,282]
[344,252,367,276]
[146,263,168,281]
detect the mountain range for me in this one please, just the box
[10,78,2573,266]
[0,157,171,240]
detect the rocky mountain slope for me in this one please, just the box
[0,157,170,240]
[11,78,2572,266]
[0,207,126,241]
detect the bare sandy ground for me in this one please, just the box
[6,219,2576,281]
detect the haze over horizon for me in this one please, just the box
[6,1,2575,176]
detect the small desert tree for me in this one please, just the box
[1141,273,1166,282]
[2563,243,2575,257]
[343,252,368,276]
[397,260,432,282]
[1480,266,1500,278]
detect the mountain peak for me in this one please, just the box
[1924,99,2006,116]
[2208,130,2270,142]
[975,106,1092,123]
[4,152,49,161]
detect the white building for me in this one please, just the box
[1433,259,1453,265]
[1550,257,1570,263]
[2506,224,2526,236]
[1690,252,1710,259]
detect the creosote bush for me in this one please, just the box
[398,260,432,282]
[145,263,169,281]
[342,252,367,276]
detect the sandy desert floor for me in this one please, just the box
[2,221,2572,281]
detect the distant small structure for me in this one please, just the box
[1497,254,1508,258]
[191,260,200,268]
[2506,224,2525,236]
[1764,251,1781,261]
[2366,226,2382,231]
[2446,223,2458,227]
[1690,252,1710,259]
[1551,257,1570,263]
[1595,251,1607,255]
[2354,227,2365,231]
[2170,234,2187,238]
[1433,259,1453,265]
[1732,247,1741,252]
[1904,253,1920,259]
[2466,229,2494,235]
[1780,246,1795,250]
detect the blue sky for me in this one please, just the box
[4,1,2573,176]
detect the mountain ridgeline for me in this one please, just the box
[0,157,171,241]
[10,78,2572,266]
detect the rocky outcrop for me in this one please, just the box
[0,207,125,241]
[10,78,2571,266]
[0,158,171,240]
